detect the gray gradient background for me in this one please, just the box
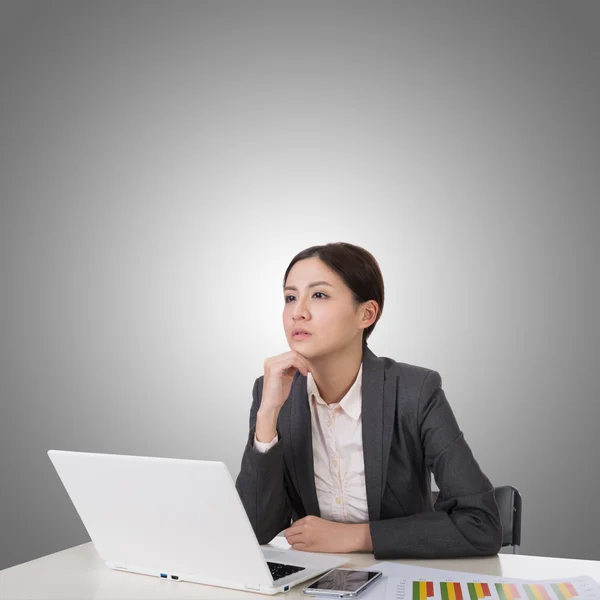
[0,0,598,571]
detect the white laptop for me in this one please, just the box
[47,449,349,595]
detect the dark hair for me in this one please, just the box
[282,242,384,346]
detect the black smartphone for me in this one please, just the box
[302,568,384,598]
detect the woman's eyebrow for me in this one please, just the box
[283,281,334,292]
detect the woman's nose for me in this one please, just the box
[292,298,309,319]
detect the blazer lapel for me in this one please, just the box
[289,346,396,523]
[361,346,396,522]
[289,372,321,517]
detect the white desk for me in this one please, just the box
[1,541,599,600]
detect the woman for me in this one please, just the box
[235,242,502,559]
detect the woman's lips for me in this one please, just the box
[292,332,312,340]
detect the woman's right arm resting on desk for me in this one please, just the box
[235,377,292,545]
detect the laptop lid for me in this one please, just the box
[47,449,275,588]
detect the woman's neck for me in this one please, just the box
[308,341,364,405]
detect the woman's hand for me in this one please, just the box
[260,351,311,412]
[255,351,311,442]
[283,516,373,553]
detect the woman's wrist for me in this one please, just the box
[255,406,281,442]
[349,523,373,552]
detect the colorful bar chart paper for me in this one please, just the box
[495,583,522,600]
[551,583,580,600]
[469,583,493,600]
[406,579,590,600]
[364,562,599,600]
[441,581,465,600]
[524,583,555,600]
[413,581,435,600]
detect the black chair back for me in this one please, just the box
[494,485,522,552]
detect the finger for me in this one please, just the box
[283,352,310,377]
[280,366,296,378]
[273,360,297,377]
[292,542,309,551]
[293,353,311,375]
[283,527,301,543]
[288,357,308,377]
[276,357,305,378]
[285,530,305,544]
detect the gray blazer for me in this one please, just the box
[235,345,503,559]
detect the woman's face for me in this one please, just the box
[282,257,366,358]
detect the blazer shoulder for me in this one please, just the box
[378,355,442,395]
[379,355,436,378]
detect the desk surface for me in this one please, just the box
[1,541,599,600]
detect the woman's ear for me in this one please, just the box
[362,300,379,328]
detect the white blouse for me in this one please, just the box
[254,364,369,523]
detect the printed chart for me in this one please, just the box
[394,576,598,600]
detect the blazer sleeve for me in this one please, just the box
[234,376,292,545]
[369,370,503,559]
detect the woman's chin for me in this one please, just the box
[290,338,317,355]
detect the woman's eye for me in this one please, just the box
[284,292,327,303]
